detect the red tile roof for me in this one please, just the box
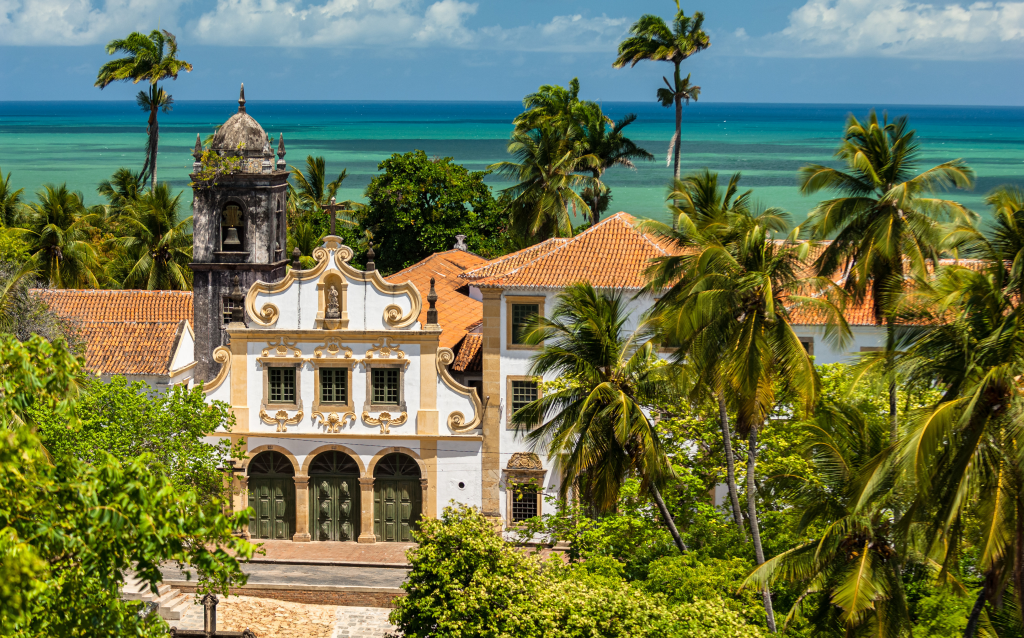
[452,333,482,373]
[460,213,673,290]
[32,289,194,376]
[33,289,193,323]
[385,250,489,349]
[75,321,189,376]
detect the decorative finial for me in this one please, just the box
[427,277,438,325]
[454,234,467,251]
[365,242,375,272]
[229,275,245,324]
[326,196,337,235]
[292,247,302,267]
[277,133,286,159]
[238,83,246,113]
[192,134,202,161]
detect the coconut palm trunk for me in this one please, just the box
[147,100,159,190]
[718,392,746,537]
[672,66,683,184]
[650,483,687,552]
[746,429,777,633]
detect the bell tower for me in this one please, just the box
[190,84,290,382]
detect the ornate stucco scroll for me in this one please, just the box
[436,347,483,433]
[361,411,408,434]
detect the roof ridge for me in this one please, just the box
[461,237,567,279]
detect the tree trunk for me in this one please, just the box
[886,316,897,443]
[591,170,601,227]
[650,482,687,553]
[717,392,746,539]
[747,429,777,633]
[149,104,159,191]
[670,63,683,230]
[962,588,986,638]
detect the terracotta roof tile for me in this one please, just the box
[74,320,186,376]
[460,213,672,290]
[30,289,194,376]
[452,333,482,373]
[33,289,193,323]
[385,250,488,349]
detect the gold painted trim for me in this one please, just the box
[203,346,231,394]
[436,347,483,433]
[334,247,421,328]
[314,337,354,359]
[245,245,332,327]
[361,411,408,434]
[208,431,483,441]
[170,360,198,377]
[259,408,304,432]
[311,410,357,433]
[227,329,442,342]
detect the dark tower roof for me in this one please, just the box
[211,83,268,156]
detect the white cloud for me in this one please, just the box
[762,0,1024,58]
[0,0,184,45]
[0,0,629,51]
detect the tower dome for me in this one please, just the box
[211,84,268,156]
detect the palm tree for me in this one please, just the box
[489,125,599,241]
[0,261,38,333]
[801,110,975,444]
[646,185,851,632]
[513,77,586,133]
[649,170,755,537]
[889,189,1024,634]
[0,167,24,227]
[614,3,709,189]
[111,184,193,290]
[511,282,687,552]
[24,185,101,289]
[95,30,193,190]
[289,155,350,216]
[577,105,654,226]
[97,167,146,219]
[744,401,912,636]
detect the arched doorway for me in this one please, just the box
[308,451,360,541]
[247,451,295,540]
[373,453,422,542]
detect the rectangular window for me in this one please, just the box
[510,484,538,522]
[511,380,538,415]
[372,368,400,405]
[511,303,539,345]
[222,296,240,325]
[320,368,348,404]
[268,367,296,404]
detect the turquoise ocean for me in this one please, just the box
[1,101,1022,226]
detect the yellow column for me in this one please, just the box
[357,477,376,543]
[292,475,311,542]
[481,289,503,517]
[418,338,439,434]
[227,330,250,432]
[420,439,438,518]
[235,474,251,540]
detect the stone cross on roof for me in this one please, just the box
[323,196,341,235]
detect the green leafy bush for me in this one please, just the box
[390,504,765,638]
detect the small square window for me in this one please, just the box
[510,483,538,522]
[222,296,241,325]
[372,368,400,405]
[320,368,348,404]
[511,303,539,345]
[269,367,296,404]
[511,380,538,415]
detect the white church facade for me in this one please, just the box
[35,87,898,544]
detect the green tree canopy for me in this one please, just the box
[362,150,513,274]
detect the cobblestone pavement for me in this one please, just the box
[170,597,398,638]
[163,562,409,588]
[331,606,397,638]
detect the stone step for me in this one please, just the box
[159,594,192,621]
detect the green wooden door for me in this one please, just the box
[248,477,294,540]
[372,453,422,542]
[310,477,359,541]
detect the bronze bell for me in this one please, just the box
[223,226,241,248]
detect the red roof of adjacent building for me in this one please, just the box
[385,250,489,349]
[32,289,194,376]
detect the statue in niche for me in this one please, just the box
[325,285,340,319]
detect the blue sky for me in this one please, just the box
[1,0,1022,104]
